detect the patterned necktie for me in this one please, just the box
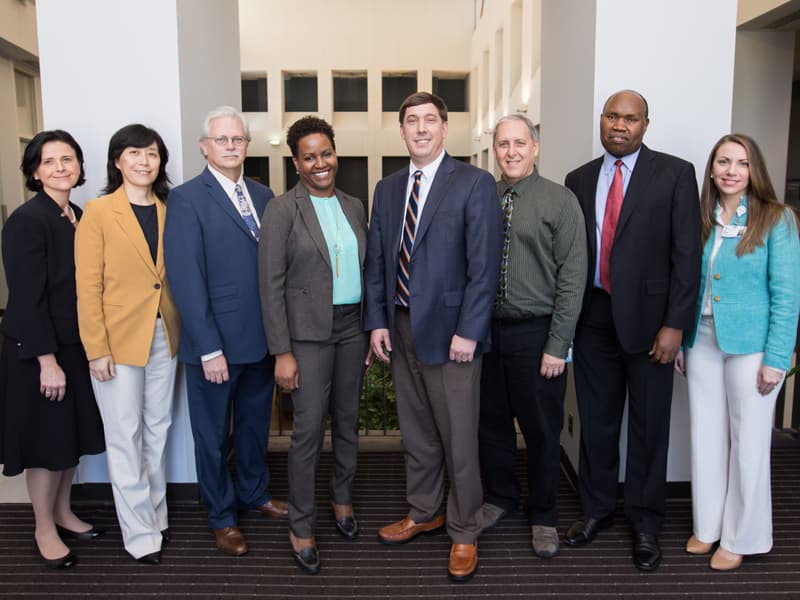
[496,188,514,306]
[234,183,259,241]
[599,159,624,293]
[396,170,422,307]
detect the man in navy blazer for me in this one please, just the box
[364,92,503,582]
[164,106,287,556]
[562,91,701,572]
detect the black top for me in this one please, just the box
[0,191,83,357]
[130,203,158,264]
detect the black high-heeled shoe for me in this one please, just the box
[56,524,106,541]
[33,539,78,569]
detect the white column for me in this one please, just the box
[36,0,244,484]
[540,0,739,483]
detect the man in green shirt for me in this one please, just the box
[479,115,587,559]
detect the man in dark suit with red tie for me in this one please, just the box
[563,90,701,572]
[363,92,503,582]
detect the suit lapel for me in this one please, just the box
[245,178,267,219]
[110,187,159,277]
[583,158,603,265]
[295,184,332,269]
[337,189,366,264]
[388,171,408,260]
[412,154,453,253]
[201,167,256,242]
[615,145,653,240]
[155,195,166,277]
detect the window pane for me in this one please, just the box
[242,77,267,112]
[382,73,417,112]
[244,156,269,187]
[336,157,369,215]
[334,72,367,112]
[433,74,468,112]
[382,156,409,178]
[285,156,299,191]
[15,70,36,138]
[284,74,318,112]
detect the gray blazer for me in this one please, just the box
[259,182,367,355]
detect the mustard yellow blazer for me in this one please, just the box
[75,187,179,366]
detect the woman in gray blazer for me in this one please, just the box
[258,116,368,574]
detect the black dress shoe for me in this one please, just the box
[161,529,170,544]
[137,551,161,565]
[292,546,320,574]
[56,524,106,541]
[633,533,662,572]
[33,540,78,569]
[564,514,614,547]
[334,515,359,540]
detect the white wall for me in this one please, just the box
[733,31,795,201]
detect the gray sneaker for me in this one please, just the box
[531,525,559,559]
[480,503,508,532]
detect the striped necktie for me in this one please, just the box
[234,183,260,241]
[396,170,422,307]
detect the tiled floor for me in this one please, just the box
[0,446,799,599]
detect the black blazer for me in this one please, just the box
[565,145,701,354]
[1,192,83,358]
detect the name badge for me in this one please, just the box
[721,225,746,238]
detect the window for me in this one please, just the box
[382,156,409,178]
[333,71,367,112]
[433,73,468,112]
[241,75,267,112]
[382,72,417,112]
[285,157,299,191]
[284,72,318,112]
[244,157,269,187]
[15,70,36,140]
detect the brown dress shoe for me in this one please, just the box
[377,515,446,545]
[213,526,248,556]
[256,499,289,518]
[686,534,715,555]
[448,543,478,582]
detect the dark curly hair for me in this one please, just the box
[286,116,336,157]
[21,130,86,192]
[103,124,171,200]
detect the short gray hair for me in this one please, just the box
[493,114,539,146]
[202,106,251,139]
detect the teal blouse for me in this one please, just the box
[310,194,361,304]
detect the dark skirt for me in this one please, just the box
[0,338,105,476]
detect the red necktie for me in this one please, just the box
[599,159,623,293]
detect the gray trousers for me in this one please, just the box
[391,308,484,544]
[288,304,367,538]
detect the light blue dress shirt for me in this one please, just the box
[310,194,361,304]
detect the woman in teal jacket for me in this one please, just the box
[677,134,800,571]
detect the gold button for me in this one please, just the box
[714,273,721,280]
[714,295,720,302]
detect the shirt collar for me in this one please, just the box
[499,168,539,195]
[207,164,246,197]
[602,146,642,174]
[409,149,446,182]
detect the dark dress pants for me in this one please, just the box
[186,356,276,530]
[573,289,674,535]
[479,316,566,526]
[288,304,367,538]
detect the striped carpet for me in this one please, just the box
[1,446,799,599]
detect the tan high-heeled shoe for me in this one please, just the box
[685,534,715,555]
[710,546,743,571]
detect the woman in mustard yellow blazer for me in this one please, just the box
[75,124,179,565]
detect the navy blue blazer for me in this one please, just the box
[565,145,701,354]
[363,154,503,365]
[164,167,274,365]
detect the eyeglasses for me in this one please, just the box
[203,136,250,147]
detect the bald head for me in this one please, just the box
[600,90,650,157]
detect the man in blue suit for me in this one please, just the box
[164,106,287,556]
[364,92,503,582]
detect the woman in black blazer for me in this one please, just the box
[259,116,368,574]
[0,131,105,569]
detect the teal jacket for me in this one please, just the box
[684,201,800,370]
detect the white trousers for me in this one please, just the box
[93,320,177,559]
[685,316,781,555]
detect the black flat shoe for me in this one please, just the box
[292,546,320,574]
[633,532,662,572]
[564,514,614,547]
[33,540,78,569]
[161,529,170,544]
[137,551,161,565]
[56,524,106,541]
[334,515,359,540]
